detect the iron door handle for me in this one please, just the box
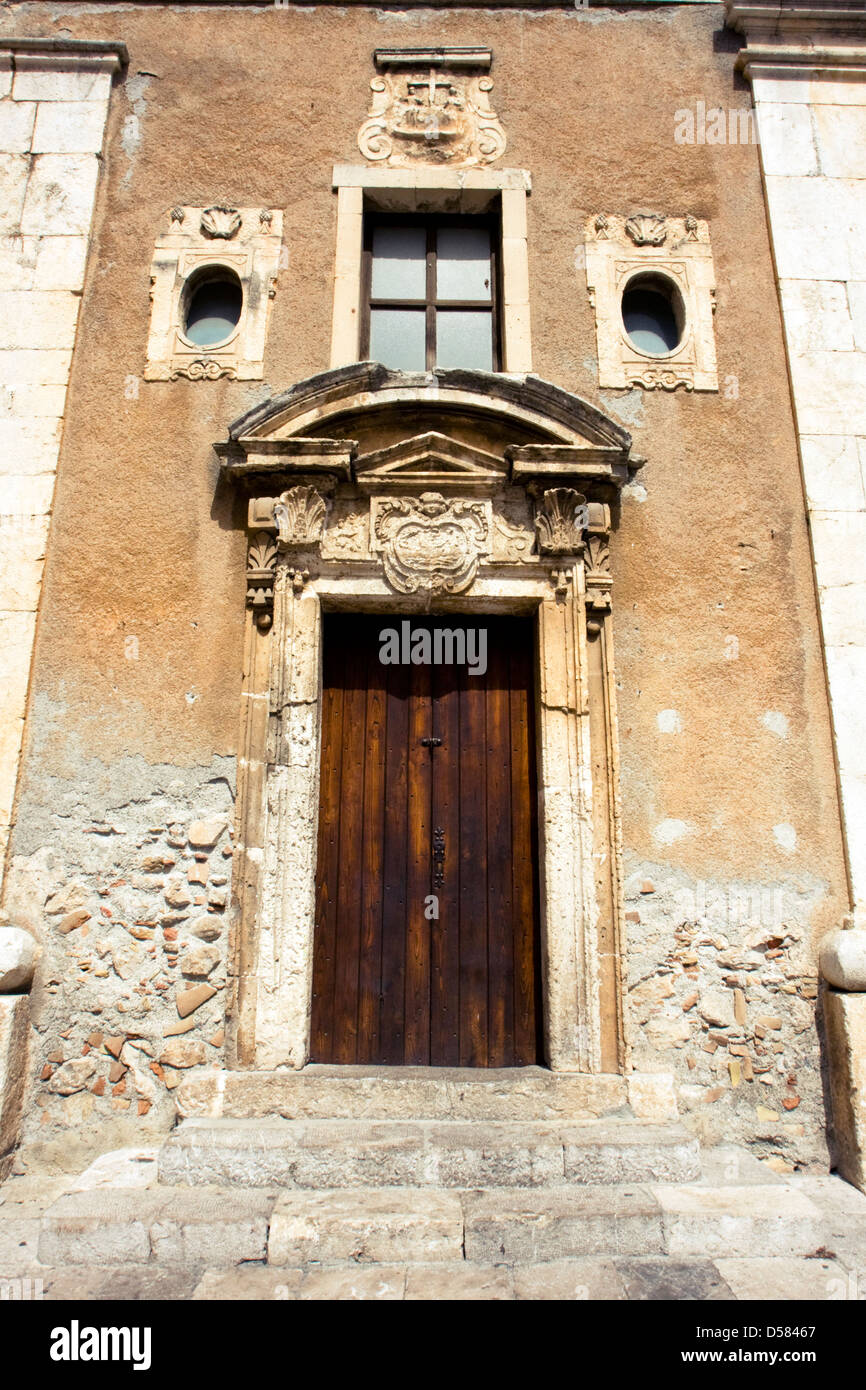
[433,826,445,889]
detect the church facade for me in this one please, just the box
[1,0,865,1215]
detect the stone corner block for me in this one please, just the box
[823,988,866,1194]
[627,1072,679,1121]
[0,993,30,1158]
[0,926,38,992]
[820,921,866,992]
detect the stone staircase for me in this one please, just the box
[11,1066,863,1299]
[158,1064,699,1190]
[3,1068,865,1297]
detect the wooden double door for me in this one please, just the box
[311,614,542,1067]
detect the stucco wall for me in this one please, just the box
[0,2,847,1170]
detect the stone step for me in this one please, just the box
[175,1065,664,1124]
[158,1117,700,1189]
[34,1180,827,1270]
[268,1188,464,1266]
[269,1184,824,1266]
[461,1184,826,1264]
[38,1187,274,1268]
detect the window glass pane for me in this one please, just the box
[435,310,493,371]
[370,225,427,300]
[621,287,680,355]
[436,226,492,302]
[369,308,427,371]
[185,278,242,346]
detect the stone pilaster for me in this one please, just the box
[726,0,866,1189]
[0,40,125,876]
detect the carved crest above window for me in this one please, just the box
[358,48,506,169]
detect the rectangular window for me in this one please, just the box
[361,213,500,372]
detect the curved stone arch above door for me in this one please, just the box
[218,364,641,1076]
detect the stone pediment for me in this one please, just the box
[219,365,637,495]
[354,432,505,493]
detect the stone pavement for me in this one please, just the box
[0,1144,864,1301]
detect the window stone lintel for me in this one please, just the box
[333,163,531,198]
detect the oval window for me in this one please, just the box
[621,276,683,356]
[184,272,242,347]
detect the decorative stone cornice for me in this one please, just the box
[724,0,866,75]
[374,47,492,71]
[225,364,633,459]
[223,367,634,622]
[0,38,128,73]
[219,438,355,493]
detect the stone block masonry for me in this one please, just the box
[0,42,125,872]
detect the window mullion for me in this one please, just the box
[426,223,436,371]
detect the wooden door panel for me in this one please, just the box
[483,634,516,1069]
[404,659,433,1064]
[311,615,542,1067]
[430,659,461,1066]
[357,643,387,1064]
[379,656,410,1064]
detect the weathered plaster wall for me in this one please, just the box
[0,2,848,1168]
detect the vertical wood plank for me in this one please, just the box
[404,647,432,1063]
[357,622,387,1062]
[485,620,514,1066]
[331,618,368,1063]
[379,638,410,1064]
[311,611,543,1070]
[431,652,461,1066]
[458,645,488,1066]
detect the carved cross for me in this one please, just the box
[407,68,454,106]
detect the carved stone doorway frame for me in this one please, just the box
[220,366,635,1076]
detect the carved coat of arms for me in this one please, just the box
[373,492,490,596]
[359,56,506,169]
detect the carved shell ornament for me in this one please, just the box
[200,206,242,240]
[534,488,589,556]
[625,213,667,247]
[272,485,329,549]
[374,492,489,596]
